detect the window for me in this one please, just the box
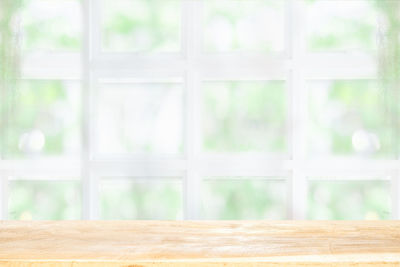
[0,0,399,220]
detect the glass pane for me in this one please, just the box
[101,0,181,52]
[100,178,183,219]
[308,80,397,158]
[308,180,391,220]
[204,0,284,52]
[96,82,183,154]
[306,0,378,52]
[1,80,80,159]
[202,178,287,219]
[8,180,81,220]
[203,81,286,153]
[21,0,81,51]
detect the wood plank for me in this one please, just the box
[0,221,400,266]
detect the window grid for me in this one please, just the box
[0,0,399,220]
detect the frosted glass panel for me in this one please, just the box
[96,82,183,155]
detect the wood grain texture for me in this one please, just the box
[0,221,400,266]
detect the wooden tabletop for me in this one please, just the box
[1,221,400,266]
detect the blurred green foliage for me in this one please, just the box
[306,0,377,51]
[308,180,391,220]
[1,80,80,159]
[100,179,182,220]
[1,0,399,221]
[309,80,397,158]
[204,0,284,52]
[202,178,286,219]
[375,0,400,162]
[0,0,24,160]
[8,180,81,220]
[203,81,286,153]
[102,0,180,52]
[21,0,81,51]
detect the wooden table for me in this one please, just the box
[1,221,400,266]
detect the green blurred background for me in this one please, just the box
[1,0,399,220]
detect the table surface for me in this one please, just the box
[1,221,400,266]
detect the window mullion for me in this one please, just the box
[183,0,202,220]
[82,0,99,220]
[288,0,307,220]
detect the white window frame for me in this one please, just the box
[0,0,399,220]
